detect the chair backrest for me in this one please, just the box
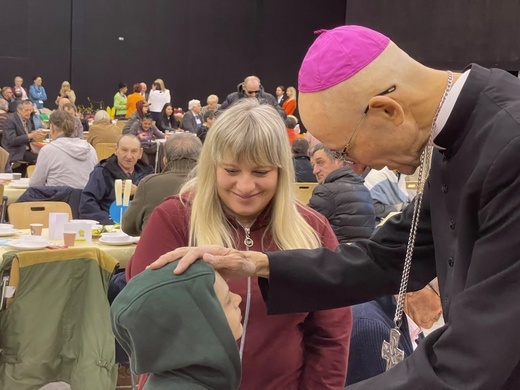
[95,142,117,162]
[8,201,72,229]
[0,248,118,389]
[294,182,318,205]
[115,120,127,134]
[26,165,36,178]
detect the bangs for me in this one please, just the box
[212,121,286,168]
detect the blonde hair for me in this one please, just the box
[154,78,166,92]
[286,86,297,102]
[180,99,321,250]
[59,81,71,96]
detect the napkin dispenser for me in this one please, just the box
[48,212,70,240]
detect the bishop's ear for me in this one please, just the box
[366,96,405,126]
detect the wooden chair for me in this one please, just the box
[8,201,72,229]
[294,182,318,205]
[95,142,117,162]
[115,120,127,134]
[26,165,36,178]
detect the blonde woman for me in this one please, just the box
[127,99,351,389]
[55,81,76,105]
[283,85,297,115]
[148,79,171,121]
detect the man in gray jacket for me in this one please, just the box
[122,133,201,236]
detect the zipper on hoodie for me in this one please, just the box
[236,220,254,361]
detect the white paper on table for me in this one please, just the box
[123,179,132,206]
[63,222,92,243]
[48,212,70,240]
[115,179,122,206]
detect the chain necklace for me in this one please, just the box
[382,70,453,371]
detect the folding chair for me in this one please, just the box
[294,182,318,205]
[8,201,72,229]
[95,143,117,162]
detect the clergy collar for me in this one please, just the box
[433,64,492,157]
[433,70,470,147]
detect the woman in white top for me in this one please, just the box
[148,79,171,121]
[29,110,98,189]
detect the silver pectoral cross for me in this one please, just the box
[381,327,405,371]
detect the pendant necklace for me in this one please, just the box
[382,70,453,371]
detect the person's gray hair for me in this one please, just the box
[17,100,33,111]
[310,143,338,161]
[94,110,110,122]
[1,86,11,94]
[49,110,76,137]
[163,133,202,163]
[188,99,201,110]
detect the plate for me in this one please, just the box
[0,230,20,237]
[10,182,30,189]
[7,239,49,250]
[70,219,99,225]
[99,237,138,246]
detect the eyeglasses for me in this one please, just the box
[245,89,260,95]
[427,283,440,297]
[332,85,397,164]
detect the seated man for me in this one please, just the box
[86,110,121,147]
[79,134,153,225]
[364,167,412,222]
[62,102,84,139]
[291,138,316,183]
[308,144,375,243]
[181,99,203,134]
[346,280,442,385]
[1,100,45,174]
[0,87,14,112]
[122,133,201,236]
[111,260,242,389]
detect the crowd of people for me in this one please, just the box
[4,22,518,390]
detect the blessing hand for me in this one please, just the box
[149,245,267,279]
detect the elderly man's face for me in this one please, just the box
[140,83,147,93]
[2,89,13,99]
[18,104,33,120]
[243,80,260,98]
[192,103,202,114]
[311,149,344,184]
[14,77,23,86]
[116,137,143,171]
[300,90,424,175]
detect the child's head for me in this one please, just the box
[111,260,242,389]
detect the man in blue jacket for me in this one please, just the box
[79,134,153,224]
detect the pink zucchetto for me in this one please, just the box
[298,25,390,93]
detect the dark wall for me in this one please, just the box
[1,0,347,111]
[345,0,520,71]
[0,0,72,103]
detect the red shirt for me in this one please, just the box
[127,196,352,389]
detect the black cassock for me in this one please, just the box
[261,64,520,389]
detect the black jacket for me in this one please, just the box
[293,154,317,183]
[263,65,520,389]
[218,83,286,119]
[308,165,375,243]
[79,155,153,224]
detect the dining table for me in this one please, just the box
[0,228,137,269]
